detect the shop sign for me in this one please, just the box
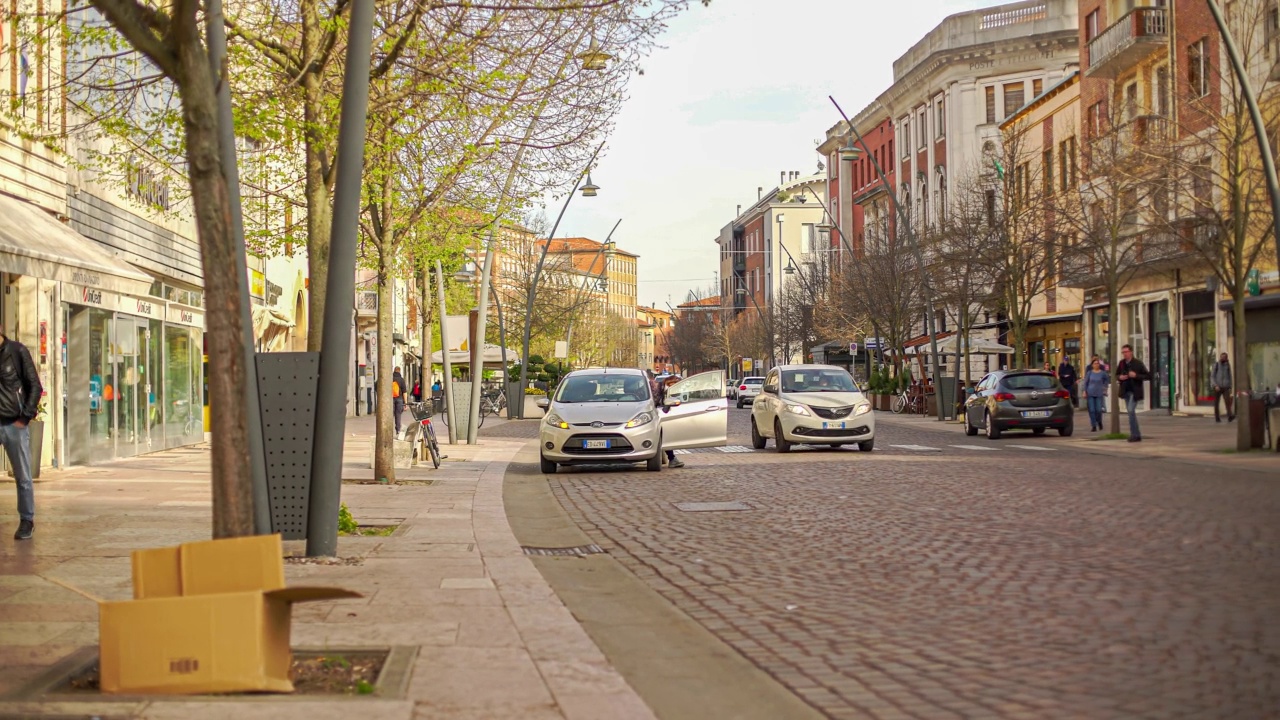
[249,269,266,299]
[68,284,118,309]
[167,305,204,328]
[126,157,172,211]
[119,295,163,320]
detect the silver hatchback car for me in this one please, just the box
[964,370,1074,439]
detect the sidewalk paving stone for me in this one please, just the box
[0,415,654,720]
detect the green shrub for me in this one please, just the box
[338,503,358,535]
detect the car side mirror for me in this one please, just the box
[535,397,550,410]
[663,397,682,408]
[762,385,777,395]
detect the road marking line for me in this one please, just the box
[889,444,941,452]
[716,446,754,453]
[673,449,693,455]
[951,444,998,451]
[1006,444,1057,451]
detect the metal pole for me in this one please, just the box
[564,218,621,358]
[518,143,603,414]
[205,0,270,535]
[777,242,817,298]
[436,261,458,444]
[1207,0,1280,270]
[831,96,946,420]
[305,0,374,557]
[491,286,509,410]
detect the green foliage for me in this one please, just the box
[337,504,358,535]
[356,679,376,695]
[528,355,547,366]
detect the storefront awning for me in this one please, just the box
[252,306,294,352]
[0,193,154,295]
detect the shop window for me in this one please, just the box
[1247,341,1280,393]
[1188,317,1218,404]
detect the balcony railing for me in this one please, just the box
[1086,7,1168,78]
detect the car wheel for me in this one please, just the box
[1059,422,1074,437]
[1033,428,1046,436]
[750,417,767,449]
[736,399,744,409]
[985,412,1002,440]
[539,454,557,474]
[773,419,792,453]
[964,412,978,436]
[858,439,874,452]
[647,445,662,472]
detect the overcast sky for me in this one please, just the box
[550,0,1004,310]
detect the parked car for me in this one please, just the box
[537,368,728,473]
[750,365,875,452]
[735,377,765,408]
[964,370,1074,439]
[727,377,740,400]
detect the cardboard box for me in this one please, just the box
[100,534,360,695]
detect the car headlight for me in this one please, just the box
[625,412,654,428]
[854,402,872,416]
[544,413,570,430]
[784,403,811,416]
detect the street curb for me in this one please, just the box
[503,440,825,720]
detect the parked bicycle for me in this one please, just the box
[407,401,445,469]
[892,387,927,415]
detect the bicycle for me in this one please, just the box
[408,402,445,469]
[892,388,926,415]
[480,389,506,418]
[438,399,485,428]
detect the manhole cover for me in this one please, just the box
[522,544,607,557]
[673,501,753,512]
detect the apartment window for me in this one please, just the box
[1156,66,1170,116]
[1268,4,1280,59]
[1085,9,1100,41]
[901,119,910,158]
[918,108,927,149]
[1124,82,1138,120]
[936,98,946,138]
[1043,149,1054,196]
[1068,136,1078,187]
[985,189,997,227]
[801,224,815,254]
[985,86,997,124]
[1087,102,1104,136]
[1189,38,1210,98]
[1003,82,1025,118]
[1059,140,1069,191]
[1033,78,1043,98]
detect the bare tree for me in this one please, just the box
[932,169,997,387]
[829,221,923,373]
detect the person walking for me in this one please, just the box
[1116,344,1150,443]
[391,366,407,437]
[1058,356,1079,409]
[1211,352,1235,423]
[1083,358,1110,432]
[0,325,42,540]
[656,375,684,468]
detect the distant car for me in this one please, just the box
[536,368,728,473]
[749,365,874,452]
[727,378,741,400]
[964,370,1074,439]
[735,377,765,408]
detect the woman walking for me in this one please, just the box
[1083,358,1110,432]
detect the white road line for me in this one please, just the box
[673,449,693,455]
[889,444,942,452]
[1006,444,1057,451]
[951,444,998,451]
[717,446,755,453]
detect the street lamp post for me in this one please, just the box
[830,96,946,421]
[516,144,605,418]
[736,282,774,369]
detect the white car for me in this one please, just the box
[538,368,728,473]
[749,364,875,452]
[735,376,765,408]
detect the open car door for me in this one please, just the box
[661,370,728,450]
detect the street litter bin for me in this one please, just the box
[1249,398,1266,449]
[937,377,958,421]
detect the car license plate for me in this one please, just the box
[823,422,846,430]
[1021,410,1052,418]
[584,439,611,449]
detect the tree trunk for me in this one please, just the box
[303,72,333,352]
[173,24,254,538]
[374,242,396,482]
[1233,291,1251,451]
[1108,297,1121,435]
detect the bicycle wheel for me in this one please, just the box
[478,406,486,428]
[892,394,906,414]
[426,424,442,469]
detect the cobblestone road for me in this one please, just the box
[541,408,1280,719]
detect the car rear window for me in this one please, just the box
[1002,374,1058,391]
[744,378,764,385]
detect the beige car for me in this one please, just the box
[750,365,875,452]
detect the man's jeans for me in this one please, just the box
[1124,392,1141,439]
[1214,388,1234,421]
[393,399,404,434]
[0,422,34,521]
[1087,396,1105,428]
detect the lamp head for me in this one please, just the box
[580,173,600,197]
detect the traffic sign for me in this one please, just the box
[849,342,858,355]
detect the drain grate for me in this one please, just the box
[521,544,607,557]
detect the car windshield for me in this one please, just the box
[1002,374,1057,391]
[555,374,651,403]
[781,369,859,393]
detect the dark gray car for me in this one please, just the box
[964,370,1074,439]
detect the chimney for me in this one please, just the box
[758,187,763,200]
[736,204,741,216]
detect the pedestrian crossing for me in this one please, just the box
[675,443,1058,455]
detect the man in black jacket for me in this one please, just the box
[0,325,42,539]
[1116,344,1150,443]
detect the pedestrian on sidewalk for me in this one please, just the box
[1116,344,1150,443]
[656,375,684,468]
[1211,352,1235,423]
[1083,358,1110,432]
[0,325,42,540]
[392,367,407,437]
[1058,356,1079,408]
